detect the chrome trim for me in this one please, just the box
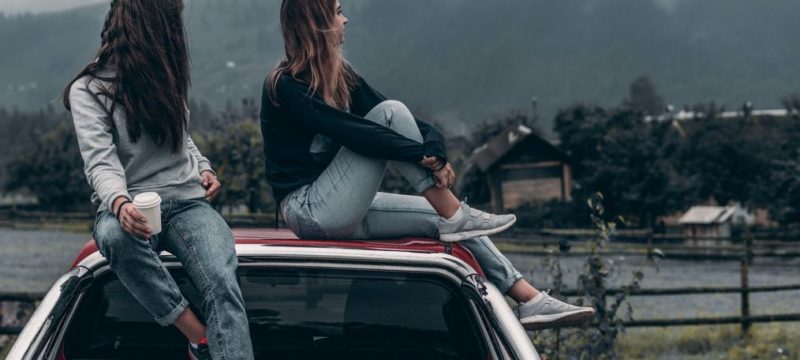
[6,267,89,360]
[77,245,480,278]
[468,300,503,359]
[482,282,540,360]
[88,260,465,287]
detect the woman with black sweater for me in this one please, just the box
[260,0,595,330]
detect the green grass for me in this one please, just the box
[0,336,15,358]
[616,323,800,359]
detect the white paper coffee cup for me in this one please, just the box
[133,192,162,235]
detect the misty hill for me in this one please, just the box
[1,0,799,132]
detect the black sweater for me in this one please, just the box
[260,72,448,203]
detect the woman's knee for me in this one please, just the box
[374,99,411,114]
[365,100,416,130]
[94,213,154,267]
[93,215,129,255]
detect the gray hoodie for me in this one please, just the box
[68,71,213,212]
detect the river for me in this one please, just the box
[0,227,90,292]
[1,227,799,322]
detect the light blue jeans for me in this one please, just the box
[94,198,254,360]
[281,100,524,292]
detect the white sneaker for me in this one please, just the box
[516,292,595,330]
[438,201,516,242]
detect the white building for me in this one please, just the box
[678,204,753,239]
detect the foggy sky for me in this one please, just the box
[0,0,105,14]
[2,0,685,15]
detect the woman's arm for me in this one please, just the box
[186,136,215,176]
[276,76,445,163]
[69,80,131,211]
[349,74,447,164]
[186,135,222,201]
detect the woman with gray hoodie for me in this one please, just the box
[62,1,253,359]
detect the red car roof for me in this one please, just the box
[70,228,485,276]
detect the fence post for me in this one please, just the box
[555,328,561,360]
[740,236,753,335]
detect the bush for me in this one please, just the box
[4,122,92,211]
[3,99,276,214]
[534,193,663,360]
[193,118,274,214]
[513,200,591,229]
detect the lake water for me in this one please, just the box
[0,227,90,292]
[1,227,799,321]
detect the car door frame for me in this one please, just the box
[6,266,92,360]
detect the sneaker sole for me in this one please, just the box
[520,308,596,331]
[439,215,517,242]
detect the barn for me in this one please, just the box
[469,124,572,212]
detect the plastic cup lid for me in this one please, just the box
[133,192,162,208]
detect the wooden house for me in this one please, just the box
[469,124,572,212]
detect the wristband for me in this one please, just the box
[115,200,132,221]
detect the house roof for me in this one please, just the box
[645,108,796,122]
[470,124,565,172]
[678,206,737,225]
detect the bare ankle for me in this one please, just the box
[174,309,207,343]
[508,280,539,303]
[423,187,460,218]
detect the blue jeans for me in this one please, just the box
[281,100,524,292]
[94,198,254,360]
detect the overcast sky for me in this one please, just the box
[0,0,105,14]
[1,0,687,15]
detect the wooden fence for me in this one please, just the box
[559,261,800,331]
[549,238,800,333]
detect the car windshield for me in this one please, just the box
[63,267,490,359]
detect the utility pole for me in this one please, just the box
[530,96,539,126]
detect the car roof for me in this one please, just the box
[70,228,485,276]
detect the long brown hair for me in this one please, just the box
[267,0,355,109]
[62,0,190,153]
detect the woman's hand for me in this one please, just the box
[201,170,222,202]
[116,201,152,239]
[432,163,456,189]
[419,156,445,171]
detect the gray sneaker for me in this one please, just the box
[516,292,595,330]
[438,202,516,242]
